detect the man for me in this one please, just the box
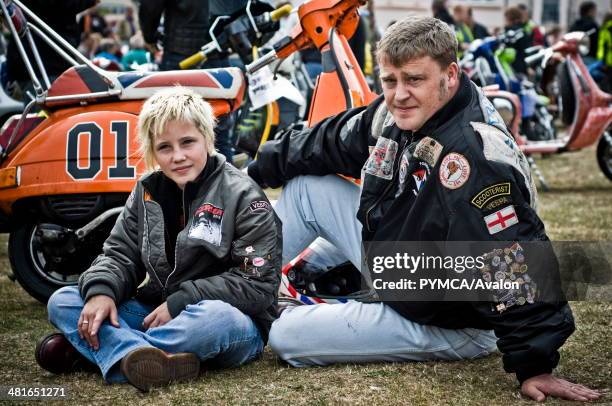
[466,7,489,40]
[504,7,532,76]
[247,17,601,402]
[432,0,454,26]
[570,1,599,60]
[452,5,473,59]
[517,3,546,47]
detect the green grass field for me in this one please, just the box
[0,146,610,405]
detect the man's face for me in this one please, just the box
[379,55,459,131]
[453,9,467,23]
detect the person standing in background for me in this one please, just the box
[504,6,532,76]
[452,5,473,59]
[115,6,138,44]
[517,3,546,47]
[596,12,612,91]
[432,0,454,27]
[466,7,489,39]
[570,2,599,61]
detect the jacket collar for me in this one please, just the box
[141,153,226,202]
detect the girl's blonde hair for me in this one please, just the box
[137,86,217,171]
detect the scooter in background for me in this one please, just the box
[179,0,308,163]
[460,30,556,142]
[0,0,286,301]
[486,31,612,189]
[246,0,378,305]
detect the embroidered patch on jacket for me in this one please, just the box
[412,162,430,196]
[439,153,470,189]
[398,149,411,186]
[484,205,518,235]
[395,149,412,197]
[413,137,443,167]
[483,196,511,211]
[252,257,265,267]
[188,203,224,246]
[249,200,271,213]
[471,182,511,209]
[364,137,398,180]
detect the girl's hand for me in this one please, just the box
[78,295,120,351]
[143,302,172,329]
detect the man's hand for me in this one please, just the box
[78,295,119,351]
[143,302,172,330]
[521,373,602,402]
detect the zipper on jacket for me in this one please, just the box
[142,189,165,291]
[163,188,187,300]
[365,134,411,233]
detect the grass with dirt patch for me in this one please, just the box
[0,146,610,405]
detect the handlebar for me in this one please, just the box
[270,4,292,21]
[179,52,207,70]
[246,49,278,74]
[179,3,292,70]
[524,49,546,66]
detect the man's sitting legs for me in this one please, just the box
[274,174,362,267]
[273,174,497,367]
[269,301,497,366]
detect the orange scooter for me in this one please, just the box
[245,0,378,304]
[0,0,375,303]
[0,0,250,301]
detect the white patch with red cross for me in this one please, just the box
[484,205,519,235]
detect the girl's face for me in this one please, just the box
[153,120,208,190]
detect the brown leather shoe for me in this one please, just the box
[120,347,200,392]
[35,333,95,374]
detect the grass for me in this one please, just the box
[0,145,610,405]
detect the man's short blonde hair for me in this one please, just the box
[376,16,458,68]
[137,86,217,171]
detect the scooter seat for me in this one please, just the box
[117,68,245,101]
[46,65,245,104]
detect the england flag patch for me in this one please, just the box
[484,205,518,235]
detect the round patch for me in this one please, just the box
[252,257,265,267]
[439,153,470,189]
[398,152,409,185]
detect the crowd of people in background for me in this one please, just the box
[432,0,612,86]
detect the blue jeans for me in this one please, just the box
[271,175,498,366]
[47,286,264,383]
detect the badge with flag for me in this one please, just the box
[484,205,518,235]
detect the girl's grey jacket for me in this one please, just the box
[78,154,282,341]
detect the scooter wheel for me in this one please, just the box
[597,131,612,182]
[8,222,81,303]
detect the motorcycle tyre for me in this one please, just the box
[9,222,77,303]
[596,133,612,181]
